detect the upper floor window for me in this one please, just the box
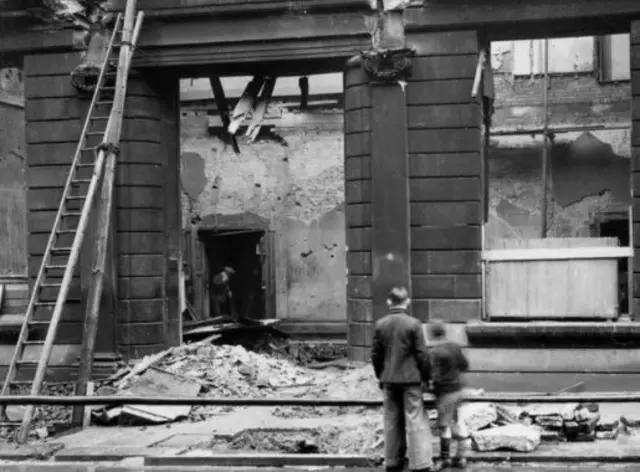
[512,37,595,75]
[597,34,631,83]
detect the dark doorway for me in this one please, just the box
[200,229,266,320]
[599,219,629,314]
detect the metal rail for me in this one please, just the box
[2,393,640,406]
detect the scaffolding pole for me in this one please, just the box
[541,38,550,238]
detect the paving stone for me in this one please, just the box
[459,402,498,432]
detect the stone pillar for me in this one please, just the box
[345,12,414,361]
[631,21,640,319]
[404,30,483,323]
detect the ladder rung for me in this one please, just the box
[51,248,71,255]
[34,301,56,307]
[66,195,86,200]
[29,320,51,325]
[40,283,61,288]
[44,265,66,271]
[71,180,92,185]
[56,229,77,234]
[23,341,45,346]
[76,164,94,168]
[91,116,110,120]
[96,101,113,106]
[86,132,105,136]
[62,211,82,217]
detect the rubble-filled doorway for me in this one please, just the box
[201,229,266,321]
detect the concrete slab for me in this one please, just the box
[149,434,211,449]
[144,451,376,467]
[0,442,64,460]
[53,447,148,462]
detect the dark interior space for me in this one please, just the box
[200,230,265,320]
[599,218,629,314]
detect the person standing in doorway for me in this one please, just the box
[371,286,436,472]
[211,266,236,320]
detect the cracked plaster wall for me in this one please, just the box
[180,107,346,321]
[487,74,631,246]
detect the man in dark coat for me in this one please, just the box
[211,266,236,319]
[371,286,435,472]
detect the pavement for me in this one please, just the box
[2,403,640,467]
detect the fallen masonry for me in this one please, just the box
[6,338,640,456]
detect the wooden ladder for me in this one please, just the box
[0,2,142,443]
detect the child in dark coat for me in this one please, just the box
[428,320,471,469]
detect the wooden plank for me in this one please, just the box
[25,75,160,99]
[26,96,162,122]
[27,141,164,166]
[26,118,162,144]
[348,321,373,347]
[407,31,478,57]
[119,255,165,277]
[117,322,166,346]
[24,53,81,77]
[409,56,478,82]
[117,277,164,299]
[483,247,634,262]
[412,250,480,275]
[119,299,165,323]
[344,109,372,134]
[465,347,640,373]
[410,202,480,226]
[0,29,76,55]
[0,344,81,366]
[411,227,481,250]
[29,163,162,188]
[410,177,481,202]
[410,153,481,178]
[406,80,475,106]
[116,187,165,209]
[348,299,373,323]
[408,129,481,154]
[408,104,480,130]
[116,209,165,232]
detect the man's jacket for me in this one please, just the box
[371,308,431,385]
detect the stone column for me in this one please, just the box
[631,20,640,319]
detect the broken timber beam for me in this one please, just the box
[246,77,276,143]
[227,76,265,135]
[208,76,240,153]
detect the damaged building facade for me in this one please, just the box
[1,0,640,391]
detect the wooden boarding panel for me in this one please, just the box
[117,322,166,346]
[26,118,162,145]
[119,255,166,277]
[116,187,165,209]
[27,141,164,166]
[406,80,475,106]
[117,277,164,299]
[347,275,372,299]
[28,258,80,277]
[409,56,477,82]
[30,320,84,344]
[26,96,162,122]
[410,153,481,178]
[23,53,81,77]
[408,104,480,130]
[412,250,480,275]
[407,31,478,57]
[345,132,372,157]
[412,226,481,251]
[486,238,618,319]
[410,202,480,227]
[0,344,81,366]
[119,344,167,360]
[119,299,165,323]
[347,321,372,347]
[27,164,92,189]
[345,64,369,88]
[408,129,481,154]
[466,372,640,393]
[465,347,640,373]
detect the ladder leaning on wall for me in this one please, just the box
[0,1,144,444]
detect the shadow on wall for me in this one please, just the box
[487,134,630,245]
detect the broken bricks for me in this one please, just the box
[472,424,541,452]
